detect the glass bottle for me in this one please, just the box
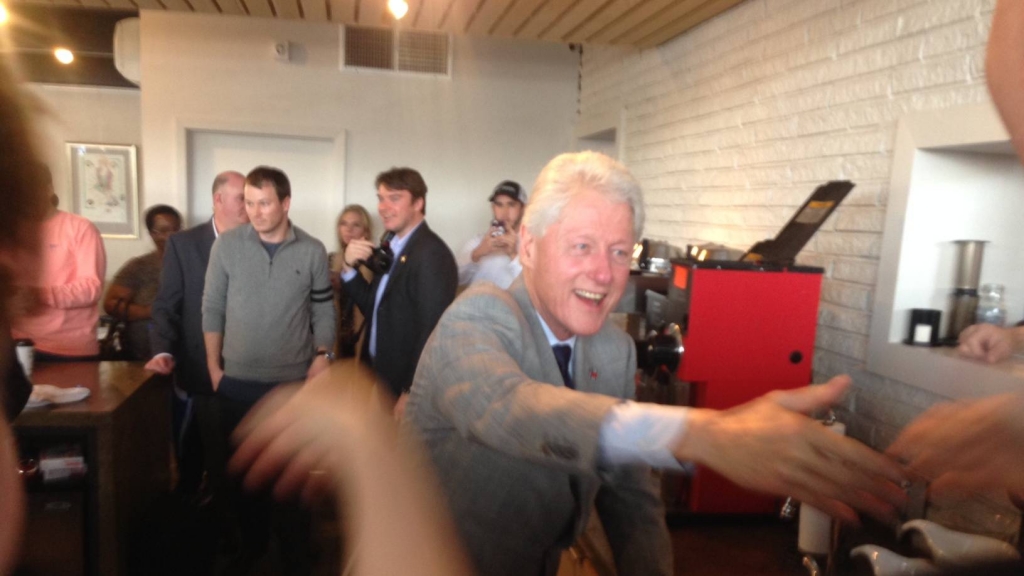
[975,283,1008,327]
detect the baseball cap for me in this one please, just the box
[488,180,527,204]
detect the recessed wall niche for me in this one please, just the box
[869,101,1024,399]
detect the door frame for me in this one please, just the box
[174,116,346,224]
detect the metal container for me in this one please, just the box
[953,240,987,290]
[945,240,987,342]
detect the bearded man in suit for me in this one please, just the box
[405,151,907,576]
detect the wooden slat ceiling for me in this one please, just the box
[7,0,744,48]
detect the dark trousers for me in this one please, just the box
[218,375,313,576]
[173,388,226,495]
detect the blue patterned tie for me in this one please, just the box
[551,344,574,389]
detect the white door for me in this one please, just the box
[187,130,341,249]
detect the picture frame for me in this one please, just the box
[66,142,140,238]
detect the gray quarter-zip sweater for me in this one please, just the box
[202,222,335,383]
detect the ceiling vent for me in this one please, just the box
[342,26,450,77]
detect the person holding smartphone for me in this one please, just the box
[457,180,527,290]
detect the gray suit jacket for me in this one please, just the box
[406,278,672,576]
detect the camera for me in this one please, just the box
[489,219,506,237]
[364,231,395,276]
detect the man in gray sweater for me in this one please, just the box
[202,165,334,576]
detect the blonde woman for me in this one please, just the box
[330,205,373,357]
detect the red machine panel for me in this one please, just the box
[670,261,824,514]
[678,265,822,388]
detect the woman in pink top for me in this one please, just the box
[9,169,107,359]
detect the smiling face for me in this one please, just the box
[377,185,423,237]
[520,188,635,340]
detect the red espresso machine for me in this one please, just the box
[645,181,854,515]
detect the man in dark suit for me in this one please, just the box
[339,167,457,410]
[147,170,248,494]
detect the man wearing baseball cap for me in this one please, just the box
[457,180,527,289]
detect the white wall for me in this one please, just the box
[138,11,579,253]
[27,84,145,280]
[577,0,1012,532]
[579,0,995,437]
[187,131,338,242]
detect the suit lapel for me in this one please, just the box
[573,338,593,393]
[199,220,216,260]
[509,278,571,389]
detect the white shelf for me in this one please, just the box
[868,101,1024,399]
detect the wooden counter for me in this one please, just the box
[14,361,171,576]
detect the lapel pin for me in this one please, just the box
[400,255,407,264]
[590,370,598,380]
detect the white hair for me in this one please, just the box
[521,151,645,240]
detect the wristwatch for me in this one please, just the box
[315,349,336,362]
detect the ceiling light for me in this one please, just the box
[54,48,74,64]
[0,3,9,25]
[387,0,408,20]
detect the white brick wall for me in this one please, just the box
[579,0,999,454]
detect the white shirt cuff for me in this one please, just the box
[341,268,358,282]
[599,400,691,472]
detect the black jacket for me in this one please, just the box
[344,221,457,397]
[150,221,217,395]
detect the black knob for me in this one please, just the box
[643,324,683,374]
[789,351,803,364]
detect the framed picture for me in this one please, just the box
[66,142,139,238]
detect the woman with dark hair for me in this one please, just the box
[329,204,372,358]
[102,204,182,359]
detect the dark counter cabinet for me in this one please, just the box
[13,361,171,576]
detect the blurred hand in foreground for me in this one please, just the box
[228,361,472,576]
[887,392,1024,499]
[674,376,908,525]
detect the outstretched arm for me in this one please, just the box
[673,376,908,524]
